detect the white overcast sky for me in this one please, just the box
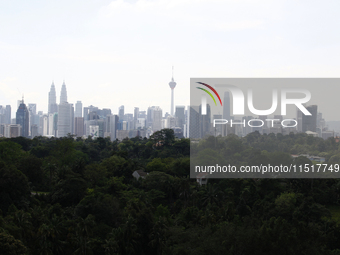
[1,0,340,119]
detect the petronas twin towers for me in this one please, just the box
[48,81,68,114]
[48,81,73,137]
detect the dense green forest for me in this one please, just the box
[2,130,340,254]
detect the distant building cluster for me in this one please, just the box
[0,72,188,140]
[189,91,335,140]
[0,76,335,140]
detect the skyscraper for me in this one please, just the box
[28,103,37,137]
[88,111,99,120]
[28,104,36,115]
[5,105,11,124]
[48,113,54,136]
[48,82,58,114]
[74,117,84,137]
[175,106,185,130]
[16,98,29,137]
[139,111,146,119]
[119,105,125,121]
[199,104,211,138]
[134,107,139,121]
[60,81,67,104]
[83,105,98,121]
[75,101,82,118]
[57,102,72,137]
[133,107,139,130]
[169,66,177,116]
[296,108,303,132]
[213,114,223,136]
[152,106,162,132]
[106,114,119,141]
[0,106,5,124]
[189,106,200,138]
[147,106,154,128]
[101,109,112,118]
[40,114,48,136]
[302,105,317,132]
[223,92,230,120]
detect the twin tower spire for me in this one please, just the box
[48,81,67,113]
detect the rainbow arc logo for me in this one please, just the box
[196,82,222,106]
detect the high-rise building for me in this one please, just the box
[175,106,185,130]
[53,113,58,137]
[139,111,146,119]
[74,117,84,137]
[40,114,48,136]
[189,106,200,138]
[147,107,155,128]
[119,105,125,121]
[0,124,4,137]
[5,105,11,124]
[97,119,105,137]
[28,103,37,137]
[48,113,54,136]
[83,105,98,121]
[57,102,73,137]
[0,106,5,124]
[89,125,99,138]
[124,113,134,130]
[88,111,99,120]
[296,108,303,132]
[136,118,146,129]
[75,101,82,118]
[70,104,74,135]
[223,92,231,120]
[101,109,112,119]
[28,104,36,115]
[242,116,253,136]
[302,105,317,132]
[213,114,223,136]
[199,104,211,138]
[31,124,38,138]
[16,98,29,137]
[169,66,177,116]
[166,115,176,129]
[133,107,139,130]
[134,107,139,120]
[48,82,58,114]
[85,120,97,136]
[60,81,67,104]
[106,114,119,141]
[116,130,130,141]
[152,106,162,132]
[5,124,21,138]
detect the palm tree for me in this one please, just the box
[37,223,53,255]
[74,214,95,255]
[202,184,222,206]
[178,177,191,207]
[13,210,33,241]
[110,215,140,255]
[44,163,57,189]
[149,216,168,254]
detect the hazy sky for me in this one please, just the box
[1,0,340,119]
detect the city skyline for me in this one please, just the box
[4,76,180,118]
[2,1,340,122]
[0,77,190,139]
[1,78,338,140]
